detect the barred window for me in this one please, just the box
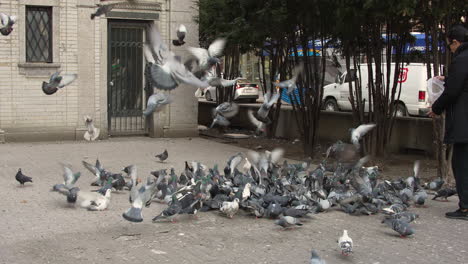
[26,6,53,63]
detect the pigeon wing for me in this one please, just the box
[58,74,78,88]
[186,47,209,68]
[208,38,226,58]
[351,123,376,145]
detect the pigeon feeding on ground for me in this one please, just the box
[338,230,353,256]
[172,24,187,46]
[432,188,457,201]
[220,198,240,218]
[382,218,414,237]
[0,13,16,36]
[275,62,304,95]
[155,149,168,162]
[144,25,209,91]
[275,215,303,229]
[385,211,419,223]
[42,71,78,95]
[84,116,100,141]
[15,169,32,186]
[143,93,173,116]
[425,177,444,191]
[310,250,326,264]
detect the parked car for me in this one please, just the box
[322,63,430,117]
[204,79,259,103]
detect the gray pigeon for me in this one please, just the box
[42,71,78,95]
[426,177,444,191]
[0,13,16,36]
[208,77,243,87]
[15,169,32,186]
[143,93,173,116]
[187,38,226,72]
[275,215,303,228]
[172,24,187,46]
[385,211,419,223]
[275,63,304,95]
[90,4,116,19]
[155,149,168,162]
[255,92,280,124]
[123,179,157,222]
[310,250,326,264]
[213,102,239,119]
[210,113,230,128]
[432,188,457,201]
[145,25,209,91]
[382,218,415,237]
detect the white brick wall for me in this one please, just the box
[0,0,198,139]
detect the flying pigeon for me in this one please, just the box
[123,179,157,222]
[220,198,240,218]
[255,92,280,124]
[247,109,266,135]
[213,102,239,119]
[83,116,100,141]
[275,63,304,95]
[143,93,173,116]
[338,230,353,256]
[208,77,243,87]
[172,24,187,46]
[145,25,209,91]
[187,38,226,72]
[155,149,168,162]
[350,123,376,146]
[210,113,230,128]
[15,169,32,186]
[42,71,78,95]
[0,13,16,36]
[90,1,138,20]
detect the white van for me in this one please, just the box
[322,63,430,116]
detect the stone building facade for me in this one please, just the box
[0,0,199,142]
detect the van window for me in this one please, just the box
[344,69,357,83]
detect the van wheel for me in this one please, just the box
[324,98,338,111]
[395,103,408,117]
[205,91,212,101]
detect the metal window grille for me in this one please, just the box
[26,6,53,63]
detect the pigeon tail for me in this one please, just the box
[122,207,143,222]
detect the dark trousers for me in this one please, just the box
[452,143,468,209]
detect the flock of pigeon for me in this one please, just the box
[14,121,457,263]
[5,1,458,262]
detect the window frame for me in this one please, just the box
[25,5,53,63]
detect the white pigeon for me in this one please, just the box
[88,189,111,211]
[243,157,252,172]
[187,38,226,71]
[0,13,16,36]
[220,198,240,218]
[338,230,353,256]
[275,62,304,95]
[172,24,187,46]
[350,123,376,146]
[242,183,251,201]
[84,115,100,141]
[247,109,266,135]
[72,190,110,210]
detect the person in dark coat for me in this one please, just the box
[429,25,468,220]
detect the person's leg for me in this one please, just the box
[446,143,468,219]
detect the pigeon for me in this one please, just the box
[88,189,111,211]
[83,116,100,141]
[60,164,81,189]
[123,180,157,222]
[382,218,415,237]
[155,149,169,162]
[145,25,209,91]
[275,215,303,228]
[350,123,376,146]
[283,208,315,218]
[82,159,105,186]
[152,199,182,222]
[172,24,187,46]
[143,93,173,116]
[220,198,240,218]
[275,62,304,95]
[385,211,419,223]
[0,13,16,36]
[338,230,353,256]
[15,169,32,186]
[310,250,326,264]
[210,113,230,128]
[426,177,444,191]
[208,77,243,87]
[247,109,266,135]
[432,188,457,201]
[187,38,226,72]
[413,189,428,206]
[255,92,280,124]
[213,102,239,119]
[42,71,78,95]
[90,2,122,19]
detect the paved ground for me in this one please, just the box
[0,137,466,264]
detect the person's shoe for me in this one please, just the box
[445,209,468,220]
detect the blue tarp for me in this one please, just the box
[280,87,302,105]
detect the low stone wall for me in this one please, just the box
[199,101,434,155]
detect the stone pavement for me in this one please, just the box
[0,137,466,264]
